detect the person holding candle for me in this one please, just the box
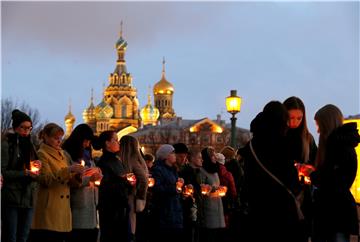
[29,123,85,242]
[311,104,359,242]
[62,123,102,242]
[1,109,41,242]
[118,135,149,242]
[93,131,129,242]
[283,96,318,242]
[238,101,303,242]
[151,144,183,242]
[198,146,225,242]
[179,149,204,242]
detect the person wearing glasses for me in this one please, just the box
[1,109,41,242]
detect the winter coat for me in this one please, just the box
[31,143,80,232]
[197,168,226,229]
[240,139,303,241]
[97,151,129,209]
[1,132,38,208]
[68,154,99,229]
[151,159,183,229]
[312,122,360,236]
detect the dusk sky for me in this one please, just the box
[2,1,359,139]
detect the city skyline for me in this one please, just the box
[2,1,359,139]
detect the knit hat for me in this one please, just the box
[173,143,189,154]
[221,146,236,160]
[215,153,225,165]
[12,109,32,129]
[156,144,175,160]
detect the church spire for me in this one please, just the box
[161,57,166,79]
[119,20,123,38]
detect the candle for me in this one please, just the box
[148,177,155,187]
[217,186,228,197]
[183,184,194,197]
[126,173,137,186]
[176,178,184,193]
[200,184,211,196]
[94,180,101,186]
[80,160,85,167]
[30,160,40,173]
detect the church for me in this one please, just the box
[64,28,251,153]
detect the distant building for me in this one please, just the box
[133,116,251,155]
[67,27,250,151]
[82,28,140,135]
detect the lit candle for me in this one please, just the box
[200,184,211,196]
[80,160,85,167]
[126,173,136,186]
[183,184,194,197]
[30,160,40,173]
[217,186,228,197]
[148,177,155,187]
[94,180,101,186]
[176,178,184,193]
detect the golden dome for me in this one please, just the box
[153,58,174,95]
[64,102,75,123]
[65,111,75,123]
[140,94,160,126]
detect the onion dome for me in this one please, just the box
[153,58,174,95]
[115,21,127,50]
[83,90,96,123]
[64,104,75,124]
[140,93,160,126]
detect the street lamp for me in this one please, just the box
[226,90,242,148]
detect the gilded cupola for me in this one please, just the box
[64,100,76,138]
[140,89,160,126]
[153,58,174,95]
[153,58,176,119]
[83,89,96,123]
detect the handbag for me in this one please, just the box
[249,141,304,221]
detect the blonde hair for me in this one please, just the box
[314,104,343,168]
[39,123,64,140]
[119,135,147,173]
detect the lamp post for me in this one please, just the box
[226,90,242,148]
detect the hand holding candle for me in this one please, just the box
[148,177,155,188]
[176,178,184,193]
[217,186,228,197]
[126,173,137,186]
[29,160,41,175]
[183,184,194,197]
[200,184,211,196]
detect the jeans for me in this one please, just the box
[2,207,34,242]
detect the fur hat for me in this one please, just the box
[215,153,226,165]
[221,146,236,160]
[12,109,32,129]
[156,144,175,160]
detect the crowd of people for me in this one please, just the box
[1,96,359,242]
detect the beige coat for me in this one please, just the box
[31,143,79,232]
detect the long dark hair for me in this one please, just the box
[283,96,312,163]
[62,123,94,161]
[92,130,116,152]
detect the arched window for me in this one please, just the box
[122,105,127,118]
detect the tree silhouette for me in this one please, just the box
[1,97,45,138]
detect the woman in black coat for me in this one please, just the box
[93,131,129,242]
[239,101,303,242]
[312,104,359,242]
